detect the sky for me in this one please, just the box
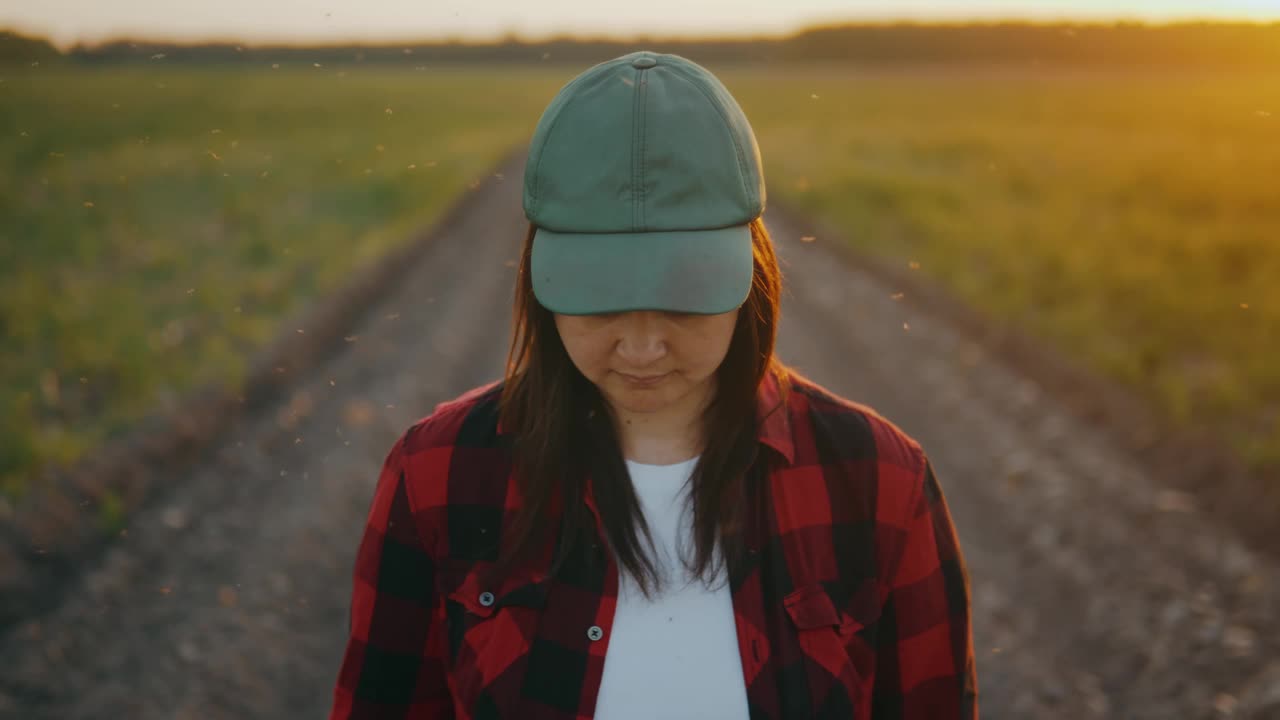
[4,0,1279,50]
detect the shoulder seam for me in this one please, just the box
[403,380,504,449]
[888,445,930,590]
[794,379,923,467]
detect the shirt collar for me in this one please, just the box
[754,368,795,466]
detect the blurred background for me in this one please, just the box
[2,1,1279,718]
[4,2,1278,505]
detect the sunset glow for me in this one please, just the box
[3,0,1279,50]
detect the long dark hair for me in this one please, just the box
[495,217,790,598]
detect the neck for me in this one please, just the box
[610,385,711,466]
[616,416,703,465]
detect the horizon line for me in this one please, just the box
[6,15,1280,53]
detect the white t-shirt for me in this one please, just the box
[593,456,751,720]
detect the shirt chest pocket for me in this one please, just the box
[438,562,548,709]
[783,582,878,717]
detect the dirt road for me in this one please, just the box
[3,151,1277,719]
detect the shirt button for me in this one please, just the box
[587,625,604,642]
[478,591,495,607]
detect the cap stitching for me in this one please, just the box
[637,71,649,231]
[529,68,601,220]
[631,67,642,231]
[662,63,753,213]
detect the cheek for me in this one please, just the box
[708,333,735,370]
[688,319,738,375]
[559,332,610,379]
[713,314,740,359]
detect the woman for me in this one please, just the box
[331,51,977,719]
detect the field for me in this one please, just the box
[721,67,1280,458]
[725,65,1280,464]
[2,61,1277,498]
[0,65,567,498]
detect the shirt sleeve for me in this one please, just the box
[872,454,979,720]
[329,432,455,719]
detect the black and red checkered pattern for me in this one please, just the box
[330,370,978,719]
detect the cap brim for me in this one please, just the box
[530,224,753,315]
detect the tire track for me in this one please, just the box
[766,203,1280,720]
[0,159,524,720]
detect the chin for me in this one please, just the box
[609,390,672,413]
[604,379,683,414]
[614,394,673,414]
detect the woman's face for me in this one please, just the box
[555,309,739,417]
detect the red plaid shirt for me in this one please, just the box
[331,370,978,719]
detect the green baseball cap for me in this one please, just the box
[523,51,766,316]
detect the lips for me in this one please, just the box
[620,372,669,386]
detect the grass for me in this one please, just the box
[1,61,1277,500]
[722,64,1280,467]
[0,63,571,498]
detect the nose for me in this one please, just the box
[614,311,667,368]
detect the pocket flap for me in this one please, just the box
[442,562,548,617]
[783,583,841,630]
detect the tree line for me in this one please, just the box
[3,22,1280,68]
